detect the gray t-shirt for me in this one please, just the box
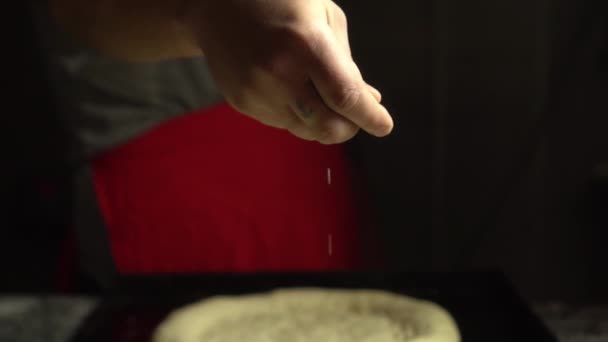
[31,4,224,288]
[33,3,223,161]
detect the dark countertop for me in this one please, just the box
[0,296,606,342]
[534,303,608,342]
[0,296,96,342]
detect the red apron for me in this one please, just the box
[91,103,367,274]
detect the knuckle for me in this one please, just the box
[257,26,321,78]
[284,24,325,56]
[317,122,358,145]
[331,87,361,113]
[258,49,293,78]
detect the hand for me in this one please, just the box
[182,0,393,144]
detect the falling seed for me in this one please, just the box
[327,168,332,185]
[328,234,333,256]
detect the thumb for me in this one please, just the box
[308,30,393,137]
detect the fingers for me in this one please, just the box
[307,28,393,137]
[289,81,359,144]
[284,109,317,141]
[286,112,359,145]
[366,83,382,102]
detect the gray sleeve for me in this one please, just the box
[32,3,224,160]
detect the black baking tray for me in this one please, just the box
[68,271,558,342]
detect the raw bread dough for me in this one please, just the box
[152,288,461,342]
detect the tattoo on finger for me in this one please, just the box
[295,101,314,119]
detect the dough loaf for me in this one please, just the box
[153,288,460,342]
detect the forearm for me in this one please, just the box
[49,0,202,62]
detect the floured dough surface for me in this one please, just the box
[152,288,460,342]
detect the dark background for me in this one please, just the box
[341,0,608,302]
[1,0,607,302]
